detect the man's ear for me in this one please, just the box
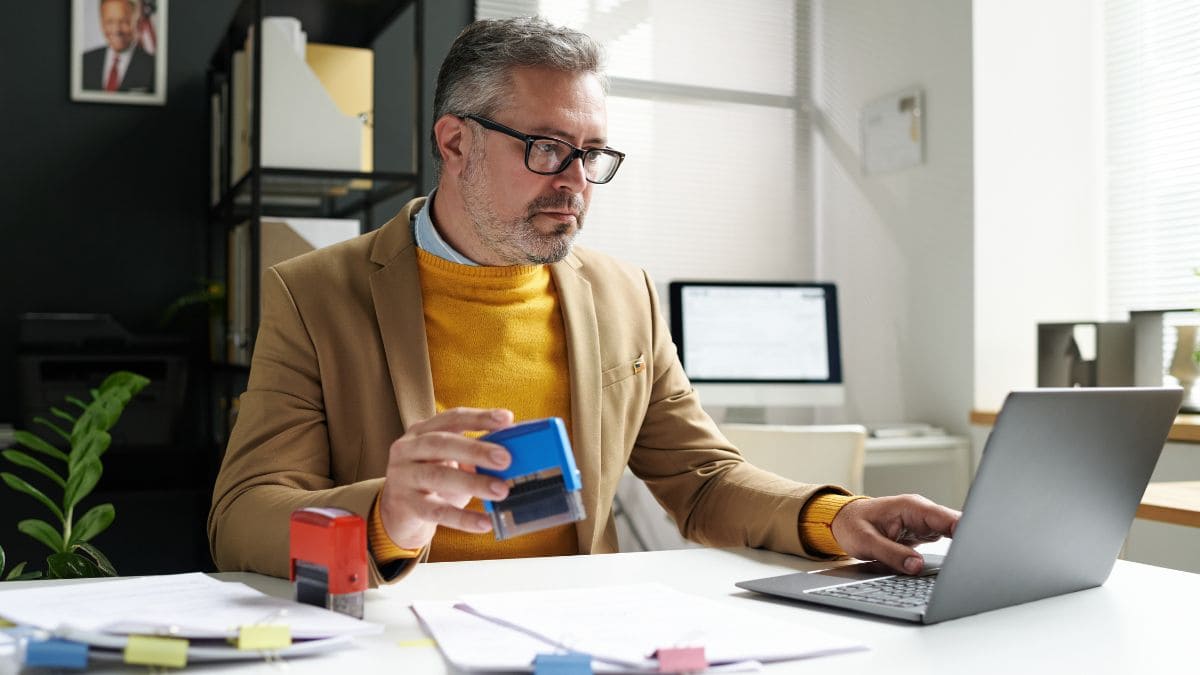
[433,114,470,177]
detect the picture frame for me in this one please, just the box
[71,0,168,105]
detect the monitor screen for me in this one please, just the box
[669,281,842,386]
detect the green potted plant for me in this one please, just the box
[161,278,226,362]
[0,371,149,580]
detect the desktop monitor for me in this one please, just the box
[668,281,844,413]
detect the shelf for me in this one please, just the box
[211,0,416,69]
[210,167,419,222]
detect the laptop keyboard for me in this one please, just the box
[809,575,937,609]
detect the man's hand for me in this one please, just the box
[830,494,960,575]
[377,407,515,550]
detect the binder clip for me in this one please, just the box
[478,417,586,540]
[24,637,89,670]
[235,624,291,651]
[124,635,189,669]
[290,507,369,619]
[653,646,707,673]
[532,651,593,674]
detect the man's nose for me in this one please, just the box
[553,155,588,193]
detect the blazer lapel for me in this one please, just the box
[551,254,603,553]
[370,200,436,430]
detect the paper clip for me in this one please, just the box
[653,646,707,673]
[532,651,593,674]
[124,634,189,669]
[24,637,89,670]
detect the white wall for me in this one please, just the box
[811,0,974,433]
[973,0,1106,410]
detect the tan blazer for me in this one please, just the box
[208,198,841,584]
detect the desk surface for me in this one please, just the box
[14,546,1189,674]
[1138,481,1200,528]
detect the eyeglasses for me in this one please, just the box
[462,114,625,184]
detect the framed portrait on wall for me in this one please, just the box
[71,0,168,105]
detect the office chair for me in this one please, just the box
[718,423,866,494]
[614,424,868,552]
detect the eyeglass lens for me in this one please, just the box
[527,138,621,183]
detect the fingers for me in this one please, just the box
[406,459,510,501]
[904,499,961,540]
[411,493,494,533]
[377,408,518,549]
[397,407,516,469]
[407,406,514,436]
[395,430,512,472]
[831,494,962,575]
[867,533,926,575]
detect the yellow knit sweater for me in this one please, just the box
[370,249,854,564]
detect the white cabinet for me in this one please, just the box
[863,435,972,510]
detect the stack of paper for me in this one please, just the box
[0,573,380,667]
[412,583,867,672]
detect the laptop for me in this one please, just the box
[736,387,1182,624]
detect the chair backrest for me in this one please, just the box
[718,423,867,494]
[613,423,868,552]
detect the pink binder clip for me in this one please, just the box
[653,646,707,673]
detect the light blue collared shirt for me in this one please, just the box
[412,189,479,266]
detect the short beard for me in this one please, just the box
[459,143,587,265]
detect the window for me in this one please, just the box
[1105,0,1200,317]
[475,1,810,285]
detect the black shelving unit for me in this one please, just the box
[205,0,424,448]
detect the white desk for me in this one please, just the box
[10,546,1195,673]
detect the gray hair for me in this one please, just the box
[430,16,607,172]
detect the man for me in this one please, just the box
[82,0,155,93]
[209,17,959,585]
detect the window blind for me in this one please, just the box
[1105,0,1200,317]
[474,1,810,286]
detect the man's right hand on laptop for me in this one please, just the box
[830,494,960,575]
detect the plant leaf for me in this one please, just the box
[6,561,43,581]
[66,395,89,412]
[0,542,5,576]
[70,503,116,546]
[50,406,77,424]
[75,542,118,577]
[46,551,102,579]
[18,518,65,553]
[12,430,68,461]
[90,372,150,432]
[2,449,66,488]
[69,430,111,471]
[100,371,150,398]
[63,458,103,512]
[32,417,70,443]
[1,472,64,522]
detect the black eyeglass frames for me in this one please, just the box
[462,114,625,184]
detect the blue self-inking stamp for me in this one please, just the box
[478,417,586,540]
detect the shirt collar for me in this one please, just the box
[412,188,479,267]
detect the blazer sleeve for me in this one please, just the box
[207,267,414,585]
[625,271,850,559]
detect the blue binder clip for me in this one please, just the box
[478,417,586,540]
[25,637,89,670]
[533,652,593,674]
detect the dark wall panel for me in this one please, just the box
[0,1,470,575]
